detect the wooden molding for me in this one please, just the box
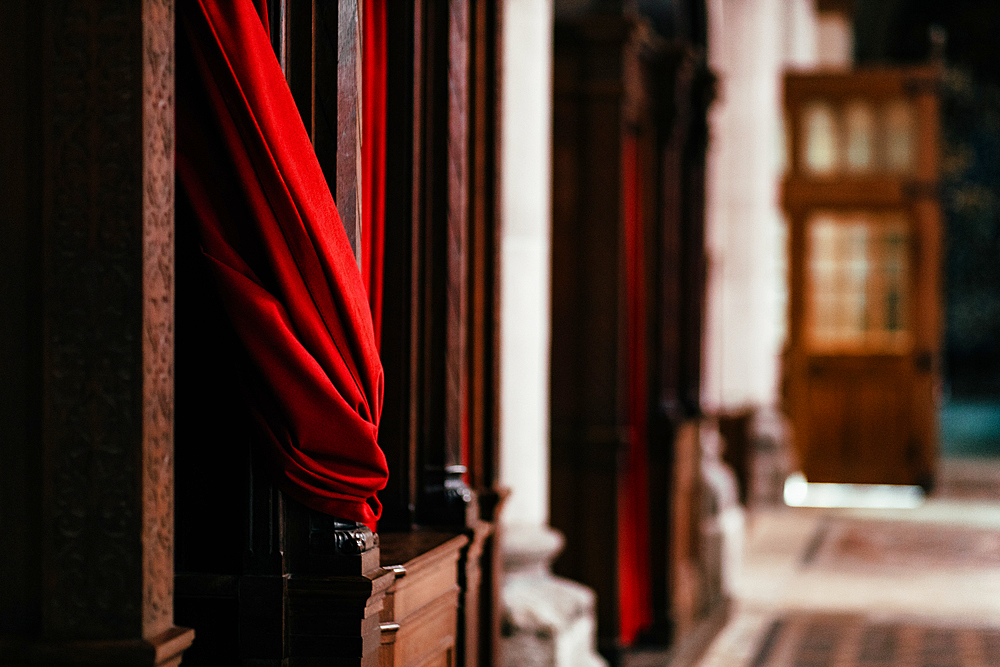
[24,627,195,667]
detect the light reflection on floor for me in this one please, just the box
[782,472,925,509]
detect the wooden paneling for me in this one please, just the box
[802,356,916,483]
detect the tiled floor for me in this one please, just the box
[695,458,1000,667]
[746,613,1000,666]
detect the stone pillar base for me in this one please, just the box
[499,524,607,667]
[748,406,796,509]
[700,421,746,605]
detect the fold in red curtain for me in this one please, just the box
[176,0,388,528]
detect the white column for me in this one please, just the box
[702,0,818,413]
[498,2,605,665]
[499,0,553,530]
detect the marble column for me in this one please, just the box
[497,1,605,665]
[703,0,819,414]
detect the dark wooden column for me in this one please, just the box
[551,6,716,661]
[550,18,631,659]
[408,0,475,529]
[377,2,504,666]
[649,44,716,643]
[468,5,505,665]
[0,1,194,665]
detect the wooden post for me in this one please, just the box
[0,1,194,664]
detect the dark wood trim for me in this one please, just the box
[334,0,362,263]
[23,627,196,667]
[468,0,501,493]
[445,0,470,476]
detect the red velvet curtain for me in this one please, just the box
[176,0,388,528]
[361,0,387,349]
[619,133,653,643]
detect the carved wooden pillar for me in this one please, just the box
[0,1,193,664]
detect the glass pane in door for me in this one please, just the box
[808,212,911,350]
[802,102,839,174]
[845,100,875,173]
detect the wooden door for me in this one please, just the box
[782,68,942,487]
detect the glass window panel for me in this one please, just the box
[884,99,916,173]
[844,101,875,173]
[810,216,839,341]
[802,102,838,174]
[807,212,910,350]
[845,221,869,336]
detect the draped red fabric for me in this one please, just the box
[361,0,387,348]
[619,134,653,643]
[176,0,388,528]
